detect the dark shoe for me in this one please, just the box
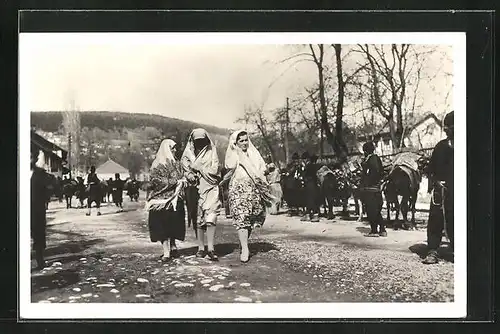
[171,249,180,258]
[86,213,91,216]
[379,231,388,237]
[422,251,439,264]
[97,212,102,216]
[300,215,310,222]
[206,250,219,261]
[196,250,206,258]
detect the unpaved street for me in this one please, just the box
[31,195,454,304]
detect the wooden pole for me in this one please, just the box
[285,97,290,164]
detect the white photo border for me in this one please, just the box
[19,32,467,319]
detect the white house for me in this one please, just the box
[96,159,130,181]
[403,113,445,150]
[357,113,445,156]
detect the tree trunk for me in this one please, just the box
[333,44,349,158]
[310,44,346,163]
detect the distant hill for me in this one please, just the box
[30,111,231,137]
[30,111,232,175]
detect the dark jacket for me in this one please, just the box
[86,172,100,185]
[360,154,384,189]
[427,139,454,191]
[31,167,48,248]
[304,162,320,185]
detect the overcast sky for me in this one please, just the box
[21,33,454,130]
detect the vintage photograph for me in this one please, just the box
[19,32,466,319]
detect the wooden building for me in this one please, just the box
[31,130,68,176]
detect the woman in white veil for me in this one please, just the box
[145,139,187,261]
[181,128,221,261]
[224,130,276,263]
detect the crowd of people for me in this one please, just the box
[30,111,454,270]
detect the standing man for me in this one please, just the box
[112,173,125,212]
[302,154,321,222]
[422,111,454,264]
[85,166,102,216]
[31,149,48,269]
[360,141,386,237]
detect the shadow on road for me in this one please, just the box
[409,243,454,263]
[40,238,105,260]
[31,268,80,293]
[355,226,372,235]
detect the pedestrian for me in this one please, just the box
[145,139,186,261]
[266,163,283,215]
[112,173,125,212]
[360,141,386,237]
[31,149,49,270]
[301,153,321,222]
[422,111,454,264]
[181,128,221,261]
[223,130,277,263]
[85,166,102,216]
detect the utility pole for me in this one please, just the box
[68,133,72,179]
[285,97,290,164]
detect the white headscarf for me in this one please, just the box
[225,130,267,181]
[181,128,220,184]
[151,139,177,170]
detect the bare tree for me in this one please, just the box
[62,90,81,175]
[356,44,436,150]
[237,105,279,164]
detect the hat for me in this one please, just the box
[192,128,207,140]
[362,141,375,154]
[443,111,454,127]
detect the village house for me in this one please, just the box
[31,130,69,176]
[356,113,445,156]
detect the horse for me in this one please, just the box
[317,164,351,219]
[61,178,79,208]
[382,152,425,230]
[125,179,140,202]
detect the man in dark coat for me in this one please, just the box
[85,166,102,216]
[111,173,125,212]
[360,141,386,237]
[422,111,454,264]
[31,149,48,269]
[301,153,321,222]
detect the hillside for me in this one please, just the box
[30,111,232,176]
[30,111,231,137]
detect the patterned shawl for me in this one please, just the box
[224,130,277,207]
[145,139,186,212]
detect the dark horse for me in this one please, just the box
[317,165,351,219]
[383,165,420,230]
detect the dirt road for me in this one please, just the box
[31,197,454,304]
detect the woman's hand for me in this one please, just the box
[186,172,196,183]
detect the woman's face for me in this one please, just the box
[193,137,208,151]
[236,134,249,152]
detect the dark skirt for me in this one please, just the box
[148,198,186,242]
[31,208,47,250]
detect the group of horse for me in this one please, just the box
[44,175,142,209]
[280,152,430,230]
